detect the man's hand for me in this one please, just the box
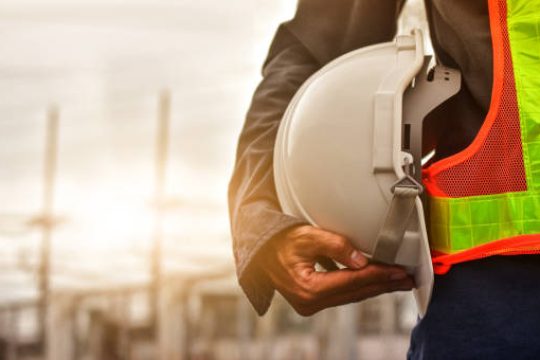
[259,225,415,316]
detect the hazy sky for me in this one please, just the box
[0,1,296,297]
[0,0,428,299]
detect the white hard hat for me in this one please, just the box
[274,30,461,316]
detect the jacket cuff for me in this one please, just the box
[234,209,307,315]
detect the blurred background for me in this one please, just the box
[0,0,429,359]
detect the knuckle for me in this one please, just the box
[290,225,313,239]
[322,236,348,255]
[298,275,325,299]
[290,277,318,304]
[295,289,316,305]
[331,238,348,253]
[292,267,318,290]
[290,231,315,250]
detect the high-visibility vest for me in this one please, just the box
[423,0,540,275]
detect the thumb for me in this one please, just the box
[310,228,369,270]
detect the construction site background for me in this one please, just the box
[0,0,428,359]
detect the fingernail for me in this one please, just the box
[350,250,367,268]
[389,272,408,281]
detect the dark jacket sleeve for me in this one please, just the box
[228,0,406,316]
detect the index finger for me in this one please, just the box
[307,263,412,298]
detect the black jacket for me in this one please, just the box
[229,0,492,315]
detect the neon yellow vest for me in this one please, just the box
[422,0,540,274]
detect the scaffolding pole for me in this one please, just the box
[152,90,171,352]
[38,106,60,357]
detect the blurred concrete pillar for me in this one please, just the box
[257,303,276,360]
[47,294,75,360]
[112,293,131,360]
[5,308,18,360]
[87,309,111,360]
[158,283,186,360]
[379,295,396,334]
[324,305,358,360]
[237,297,252,360]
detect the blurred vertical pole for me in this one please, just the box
[7,307,17,360]
[237,297,251,360]
[159,284,187,360]
[153,90,170,358]
[324,305,358,360]
[342,305,359,360]
[39,106,59,358]
[48,294,76,360]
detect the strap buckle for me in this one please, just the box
[372,163,424,264]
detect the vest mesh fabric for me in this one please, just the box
[429,0,527,198]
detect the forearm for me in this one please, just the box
[229,0,406,315]
[228,25,319,314]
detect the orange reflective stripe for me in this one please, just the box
[432,234,540,275]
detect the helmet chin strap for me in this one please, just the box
[372,58,461,265]
[372,172,423,264]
